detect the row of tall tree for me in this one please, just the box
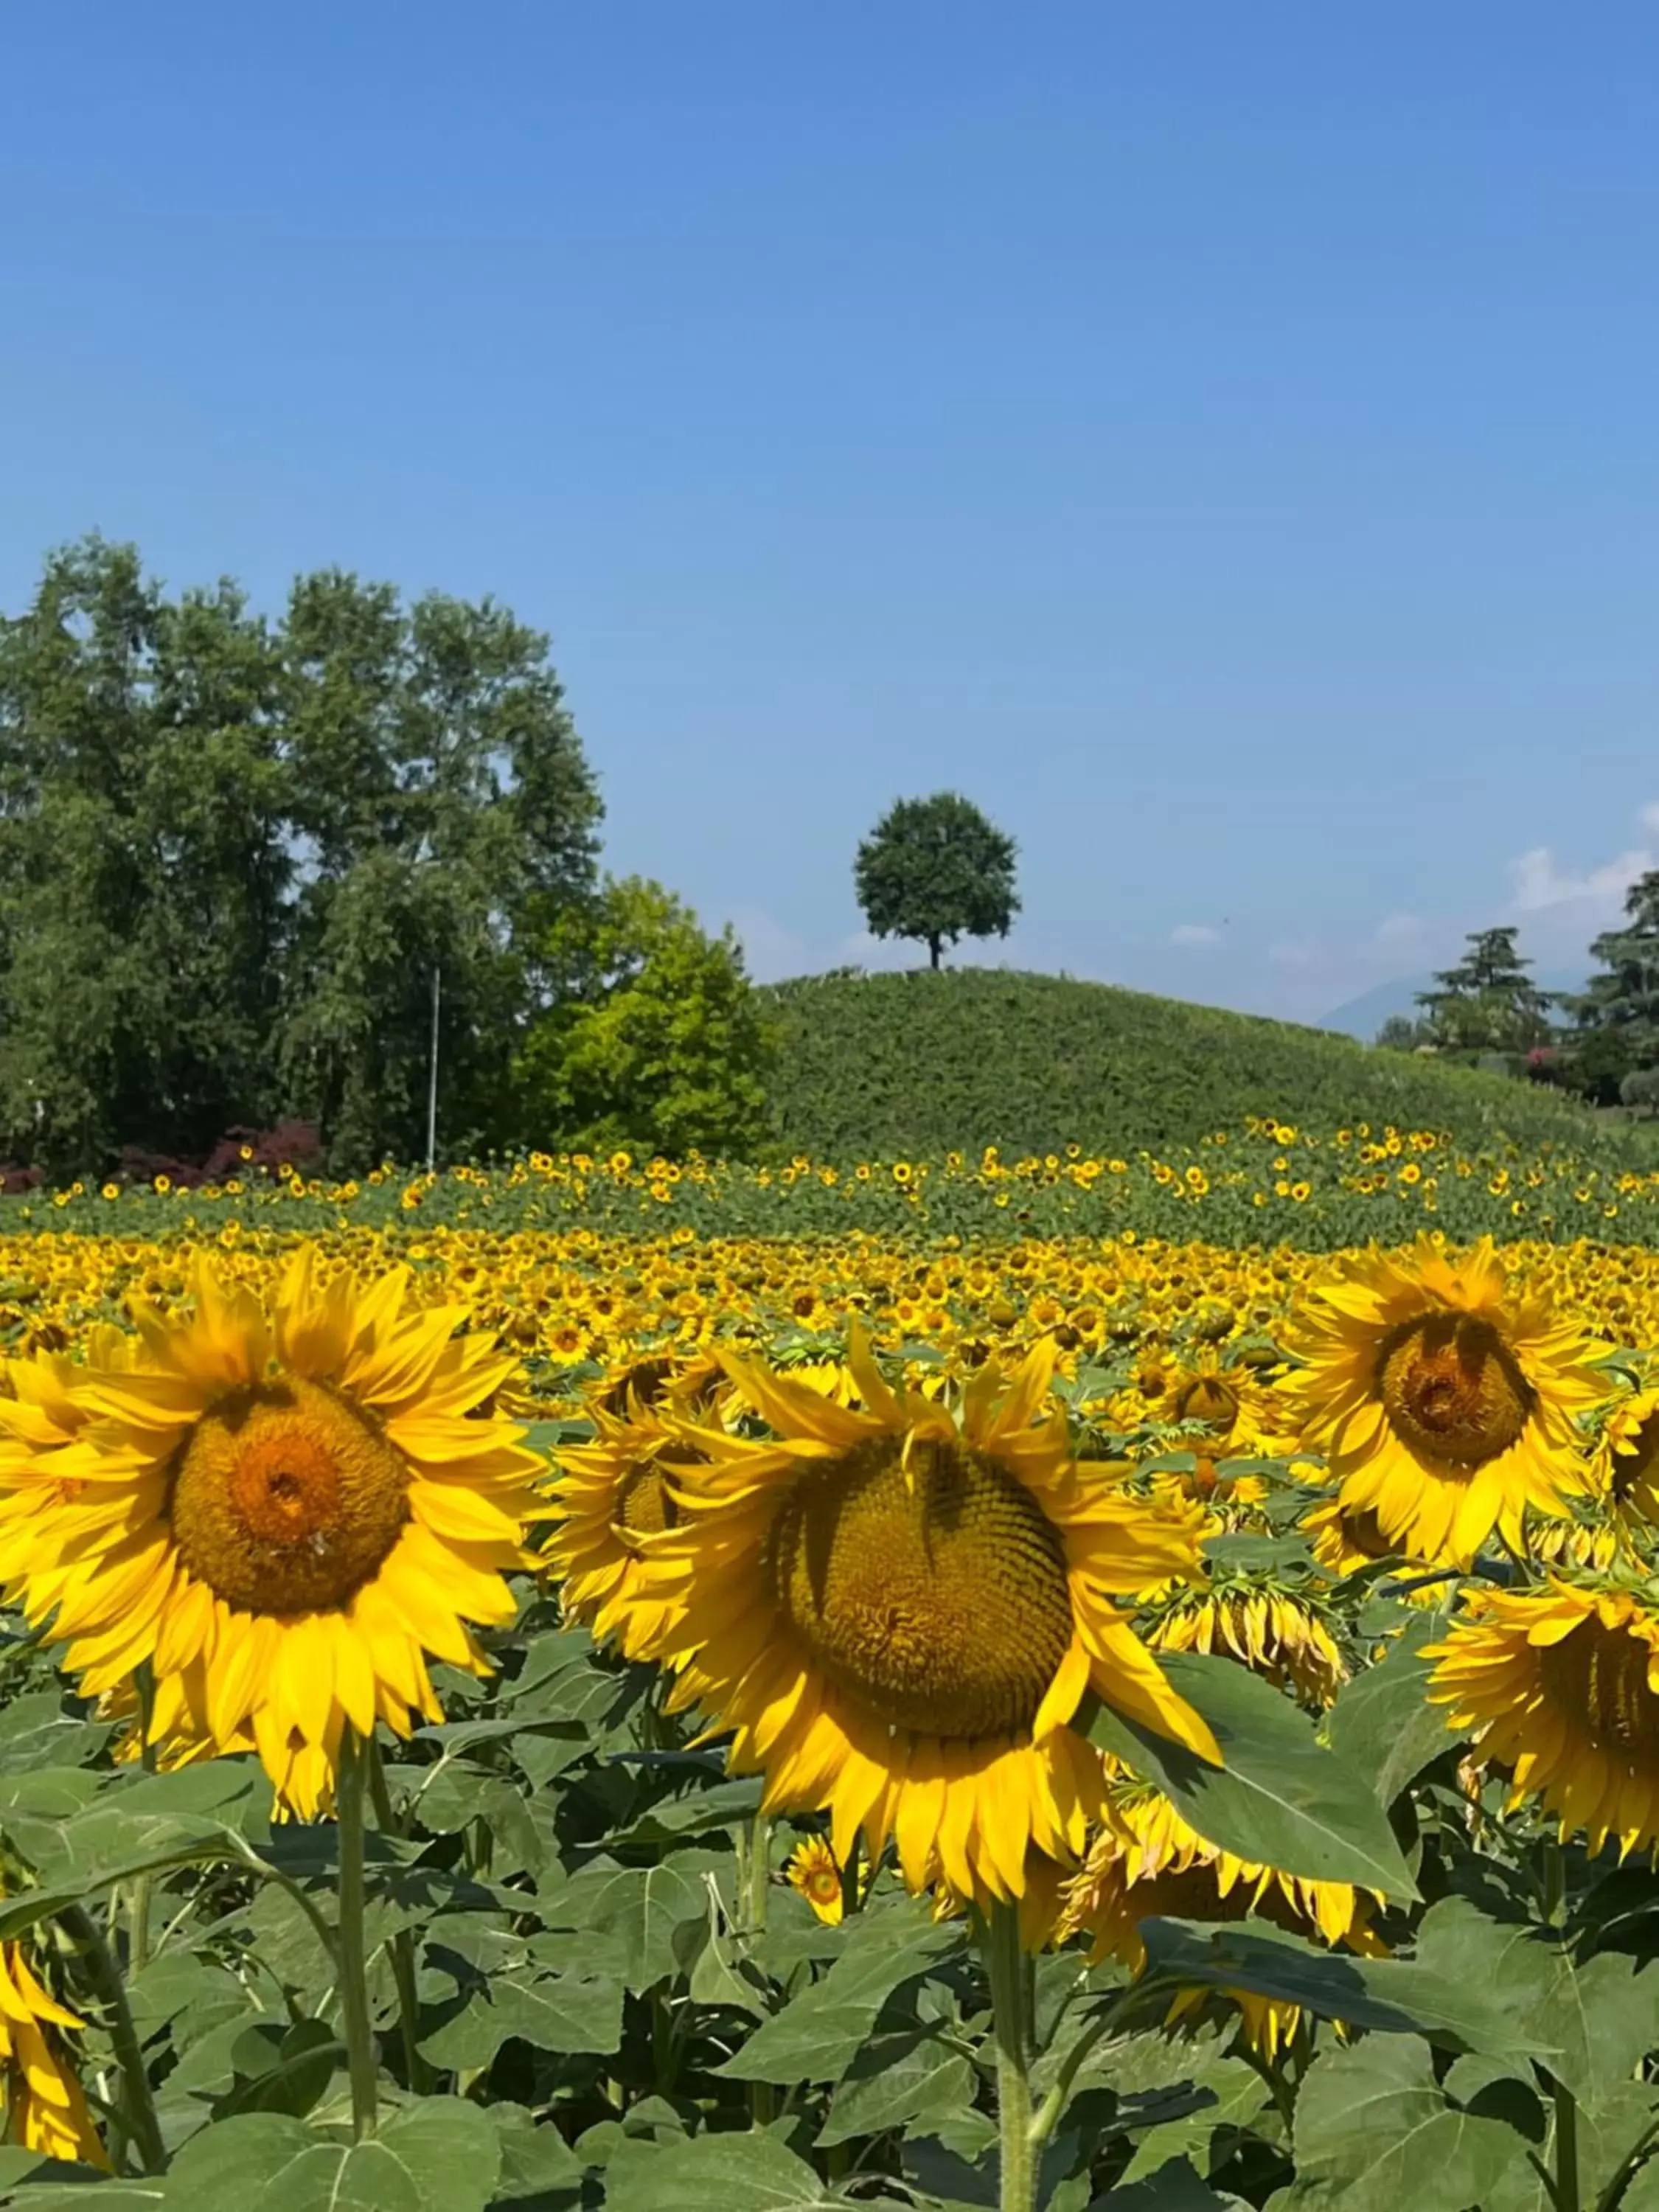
[1377,886,1659,1105]
[0,537,771,1177]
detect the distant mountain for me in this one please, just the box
[1319,972,1588,1043]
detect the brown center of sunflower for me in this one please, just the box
[1540,1616,1659,1759]
[766,1432,1073,1742]
[1375,1312,1534,1469]
[170,1377,411,1614]
[1173,1376,1240,1433]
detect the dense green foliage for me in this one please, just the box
[854,791,1020,969]
[509,877,776,1160]
[757,967,1652,1165]
[0,539,771,1180]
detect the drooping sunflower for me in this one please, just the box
[628,1332,1217,1905]
[1057,1777,1384,2058]
[545,1398,710,1657]
[1426,1577,1659,1856]
[1596,1389,1659,1528]
[1284,1237,1607,1568]
[1146,1584,1347,1705]
[783,1834,845,1924]
[0,1940,107,2168]
[1,1252,540,1816]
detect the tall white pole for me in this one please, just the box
[425,964,440,1173]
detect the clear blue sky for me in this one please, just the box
[4,5,1658,1024]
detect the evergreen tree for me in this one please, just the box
[854,792,1019,970]
[1415,927,1555,1053]
[1568,870,1659,1062]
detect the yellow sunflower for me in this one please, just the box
[628,1332,1217,1905]
[1,1252,540,1816]
[1426,1577,1659,1856]
[1299,1496,1449,1604]
[1164,1351,1294,1457]
[545,1400,707,1657]
[0,1940,107,2167]
[784,1834,845,1924]
[1596,1388,1659,1526]
[1146,1585,1347,1705]
[1057,1778,1384,2059]
[1284,1237,1606,1568]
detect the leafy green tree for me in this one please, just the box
[1415,927,1555,1053]
[510,877,774,1158]
[0,538,602,1176]
[0,538,289,1176]
[854,792,1019,970]
[1374,1013,1431,1051]
[276,574,602,1171]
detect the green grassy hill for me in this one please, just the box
[758,967,1645,1162]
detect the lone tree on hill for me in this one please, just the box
[1415,926,1555,1053]
[854,792,1020,970]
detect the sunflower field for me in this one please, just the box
[8,1155,1659,2211]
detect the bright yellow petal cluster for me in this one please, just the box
[0,1253,540,1815]
[0,1941,106,2168]
[1285,1236,1607,1567]
[1057,1778,1383,2057]
[1427,1577,1659,1856]
[783,1835,846,1925]
[1147,1587,1348,1705]
[619,1331,1216,1908]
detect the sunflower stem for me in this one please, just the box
[985,1897,1037,2212]
[59,1902,165,2177]
[366,1738,434,2095]
[745,1809,771,1934]
[1551,2069,1582,2212]
[335,1727,380,2140]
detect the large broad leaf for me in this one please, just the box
[603,2129,845,2211]
[1413,1896,1659,2104]
[1088,1651,1419,1899]
[418,1962,625,2068]
[543,1859,711,1989]
[163,2101,503,2212]
[1324,1613,1464,1805]
[718,1907,959,2085]
[1280,2035,1534,2211]
[1102,2161,1251,2211]
[816,2028,976,2148]
[1137,1918,1540,2060]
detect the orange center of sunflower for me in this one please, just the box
[1375,1312,1534,1469]
[1540,1615,1659,1760]
[766,1433,1073,1742]
[170,1377,410,1614]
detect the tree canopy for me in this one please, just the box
[0,535,616,1174]
[853,791,1020,970]
[1414,927,1555,1054]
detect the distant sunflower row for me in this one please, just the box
[3,1225,1659,2124]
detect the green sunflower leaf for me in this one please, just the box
[1088,1649,1420,1897]
[1324,1612,1463,1804]
[1137,1918,1544,2060]
[1279,2034,1535,2211]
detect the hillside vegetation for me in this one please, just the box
[759,967,1649,1161]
